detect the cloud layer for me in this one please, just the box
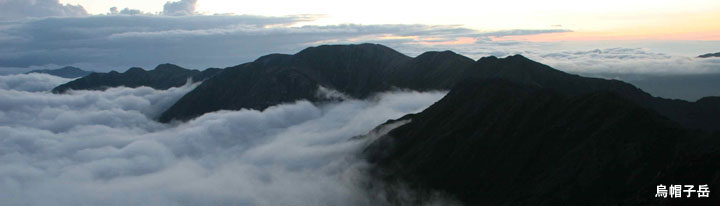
[0,73,72,92]
[0,14,573,73]
[0,0,87,20]
[535,47,720,74]
[0,74,447,205]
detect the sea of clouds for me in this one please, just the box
[0,73,447,205]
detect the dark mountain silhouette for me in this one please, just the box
[159,44,719,132]
[52,64,221,93]
[37,43,718,205]
[698,52,720,58]
[158,44,475,122]
[26,66,92,78]
[462,55,720,131]
[364,79,720,205]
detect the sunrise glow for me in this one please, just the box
[55,0,720,42]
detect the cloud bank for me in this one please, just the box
[399,41,720,74]
[0,0,87,20]
[0,73,72,92]
[0,74,447,205]
[0,14,573,73]
[535,47,720,74]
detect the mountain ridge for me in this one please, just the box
[159,44,720,132]
[47,44,719,132]
[698,52,720,58]
[51,64,222,93]
[363,78,720,205]
[158,43,473,122]
[26,66,92,78]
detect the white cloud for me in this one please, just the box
[0,74,447,205]
[0,81,197,133]
[533,47,720,74]
[163,0,198,16]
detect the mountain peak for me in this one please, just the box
[57,66,83,72]
[416,50,459,59]
[154,63,187,72]
[506,54,530,60]
[476,55,497,61]
[476,54,531,64]
[126,67,146,73]
[296,43,409,60]
[254,53,293,66]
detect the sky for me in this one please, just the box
[56,0,720,40]
[0,0,719,99]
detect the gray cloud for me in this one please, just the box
[0,74,447,205]
[0,15,316,71]
[0,73,72,92]
[0,0,87,20]
[163,0,198,16]
[0,14,572,73]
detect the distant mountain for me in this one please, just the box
[698,52,720,58]
[364,79,720,205]
[26,66,92,78]
[52,64,222,93]
[159,44,720,132]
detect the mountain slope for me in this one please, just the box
[364,79,720,205]
[388,50,476,90]
[52,64,221,93]
[466,55,720,131]
[26,66,92,78]
[158,44,475,122]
